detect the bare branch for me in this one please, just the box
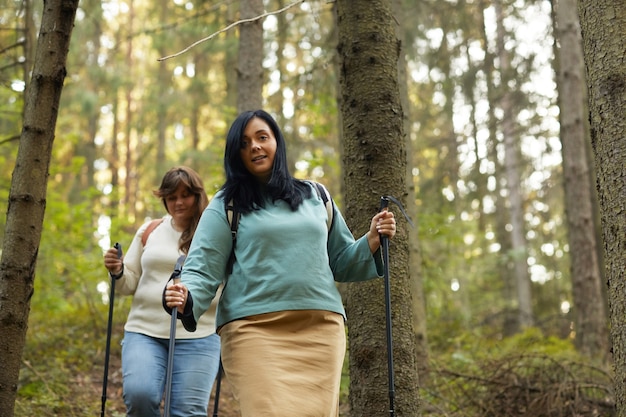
[0,135,21,146]
[157,0,305,62]
[0,41,25,55]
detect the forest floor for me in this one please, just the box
[16,306,614,417]
[15,320,242,417]
[15,313,350,417]
[90,325,243,417]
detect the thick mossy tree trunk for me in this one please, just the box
[336,0,420,415]
[577,0,626,414]
[0,0,79,416]
[554,0,609,363]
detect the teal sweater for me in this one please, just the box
[180,183,384,329]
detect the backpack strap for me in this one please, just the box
[310,181,334,231]
[141,218,164,246]
[224,182,333,276]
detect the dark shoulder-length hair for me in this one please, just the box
[221,109,311,213]
[153,166,208,254]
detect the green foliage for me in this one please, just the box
[15,298,129,417]
[423,328,614,416]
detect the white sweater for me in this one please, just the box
[116,215,218,339]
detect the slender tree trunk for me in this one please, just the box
[494,0,534,329]
[270,0,292,167]
[75,0,104,197]
[268,0,286,114]
[156,0,170,178]
[393,0,429,383]
[480,0,516,336]
[337,0,420,415]
[237,0,263,113]
[577,0,626,413]
[554,0,609,363]
[224,2,238,111]
[123,0,136,219]
[110,88,122,229]
[0,0,79,415]
[22,0,37,102]
[189,48,208,155]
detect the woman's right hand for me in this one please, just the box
[103,247,123,275]
[165,282,188,314]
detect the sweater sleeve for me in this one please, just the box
[179,293,197,332]
[327,206,384,282]
[180,197,231,326]
[114,221,152,295]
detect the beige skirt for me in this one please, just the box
[218,310,346,417]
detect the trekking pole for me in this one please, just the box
[379,195,414,417]
[211,360,223,417]
[164,255,186,417]
[379,197,395,417]
[101,242,122,417]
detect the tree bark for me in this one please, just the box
[480,0,516,336]
[0,0,79,415]
[337,0,420,415]
[155,0,170,179]
[494,0,534,329]
[577,0,626,413]
[554,0,609,363]
[393,0,429,383]
[237,0,264,113]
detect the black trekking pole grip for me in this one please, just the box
[379,197,395,416]
[379,197,391,260]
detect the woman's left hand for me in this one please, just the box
[367,211,396,253]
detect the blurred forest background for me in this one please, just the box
[0,0,617,416]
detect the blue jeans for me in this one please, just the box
[121,331,221,417]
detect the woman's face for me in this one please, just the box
[165,183,196,228]
[240,117,277,183]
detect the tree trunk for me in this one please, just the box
[337,0,420,415]
[22,0,37,101]
[224,1,238,111]
[494,0,534,329]
[577,0,626,413]
[480,0,515,336]
[237,0,263,113]
[267,0,286,115]
[393,0,429,383]
[0,0,79,415]
[123,0,136,220]
[554,0,609,363]
[156,0,170,178]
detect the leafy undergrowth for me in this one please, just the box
[14,301,244,417]
[14,302,347,417]
[420,328,616,417]
[15,307,614,417]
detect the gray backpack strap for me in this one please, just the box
[310,181,334,231]
[225,183,333,277]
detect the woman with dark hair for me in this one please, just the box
[103,166,220,417]
[164,110,396,416]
